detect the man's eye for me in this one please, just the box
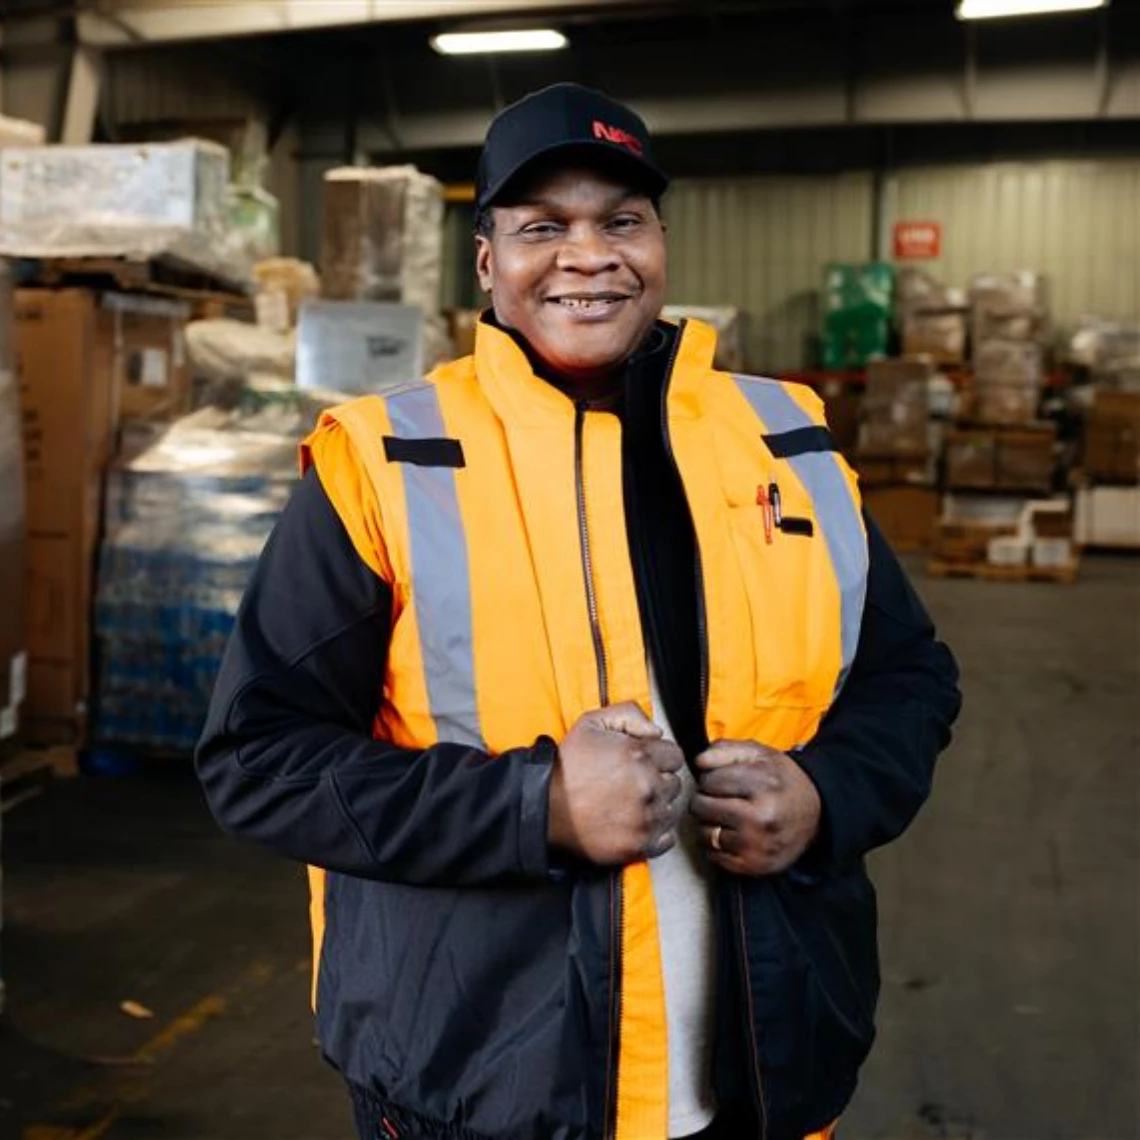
[609,215,642,231]
[520,221,561,237]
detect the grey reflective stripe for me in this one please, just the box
[732,376,869,698]
[386,385,483,747]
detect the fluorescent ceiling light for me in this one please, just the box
[431,29,568,54]
[957,0,1107,19]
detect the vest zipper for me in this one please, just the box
[661,323,766,1136]
[657,321,709,717]
[574,400,609,706]
[574,399,621,1138]
[736,882,768,1138]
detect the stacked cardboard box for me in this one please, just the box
[16,288,194,744]
[0,264,24,748]
[945,425,1056,493]
[661,306,748,372]
[897,268,968,366]
[1082,390,1140,484]
[970,272,1049,425]
[857,359,939,550]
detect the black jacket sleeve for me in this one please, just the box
[794,515,962,874]
[194,467,556,887]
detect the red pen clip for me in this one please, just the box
[756,484,774,544]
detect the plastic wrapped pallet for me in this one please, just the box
[974,341,1044,425]
[227,184,280,266]
[821,262,893,370]
[970,271,1050,348]
[1069,319,1140,390]
[320,166,444,317]
[858,359,931,455]
[93,409,305,753]
[0,140,246,285]
[0,261,24,745]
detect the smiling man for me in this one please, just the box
[196,84,961,1140]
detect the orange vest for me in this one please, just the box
[303,318,865,1140]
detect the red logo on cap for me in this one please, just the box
[592,120,644,156]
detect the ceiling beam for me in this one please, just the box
[76,0,651,47]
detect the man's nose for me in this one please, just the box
[555,224,621,273]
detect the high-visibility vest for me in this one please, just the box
[303,317,867,1140]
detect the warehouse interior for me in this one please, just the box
[0,0,1137,1138]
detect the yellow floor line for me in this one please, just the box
[23,960,277,1140]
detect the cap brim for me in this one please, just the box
[478,139,669,210]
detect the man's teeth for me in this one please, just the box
[557,296,621,309]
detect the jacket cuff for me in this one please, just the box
[518,735,557,880]
[786,748,840,885]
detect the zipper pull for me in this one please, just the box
[756,484,774,545]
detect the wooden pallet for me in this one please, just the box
[12,254,252,316]
[926,558,1079,584]
[0,746,79,811]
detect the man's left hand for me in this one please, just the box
[691,740,821,876]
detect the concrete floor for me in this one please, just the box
[0,555,1136,1140]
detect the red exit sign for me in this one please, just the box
[893,221,942,260]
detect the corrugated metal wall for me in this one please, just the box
[884,160,1140,329]
[104,47,268,126]
[441,203,477,312]
[663,174,874,373]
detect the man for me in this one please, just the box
[197,83,960,1140]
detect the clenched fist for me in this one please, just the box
[690,740,821,876]
[548,703,685,866]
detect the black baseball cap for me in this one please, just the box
[475,83,669,210]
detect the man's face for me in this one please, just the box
[475,164,667,386]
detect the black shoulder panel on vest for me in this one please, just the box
[383,437,466,468]
[762,425,836,459]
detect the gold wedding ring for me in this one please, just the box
[710,825,723,852]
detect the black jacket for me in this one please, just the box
[197,322,961,1138]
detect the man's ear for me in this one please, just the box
[475,235,493,294]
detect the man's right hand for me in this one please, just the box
[547,703,685,865]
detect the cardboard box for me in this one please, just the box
[932,519,1017,564]
[661,306,747,372]
[1082,422,1139,483]
[945,427,1056,492]
[253,257,320,333]
[13,288,179,742]
[853,451,930,486]
[1081,389,1140,483]
[445,308,480,360]
[321,166,444,316]
[975,384,1041,426]
[902,311,967,365]
[101,293,192,422]
[970,272,1050,348]
[296,300,424,395]
[862,486,939,550]
[17,290,115,536]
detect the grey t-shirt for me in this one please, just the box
[647,667,719,1138]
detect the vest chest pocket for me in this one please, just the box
[727,485,838,713]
